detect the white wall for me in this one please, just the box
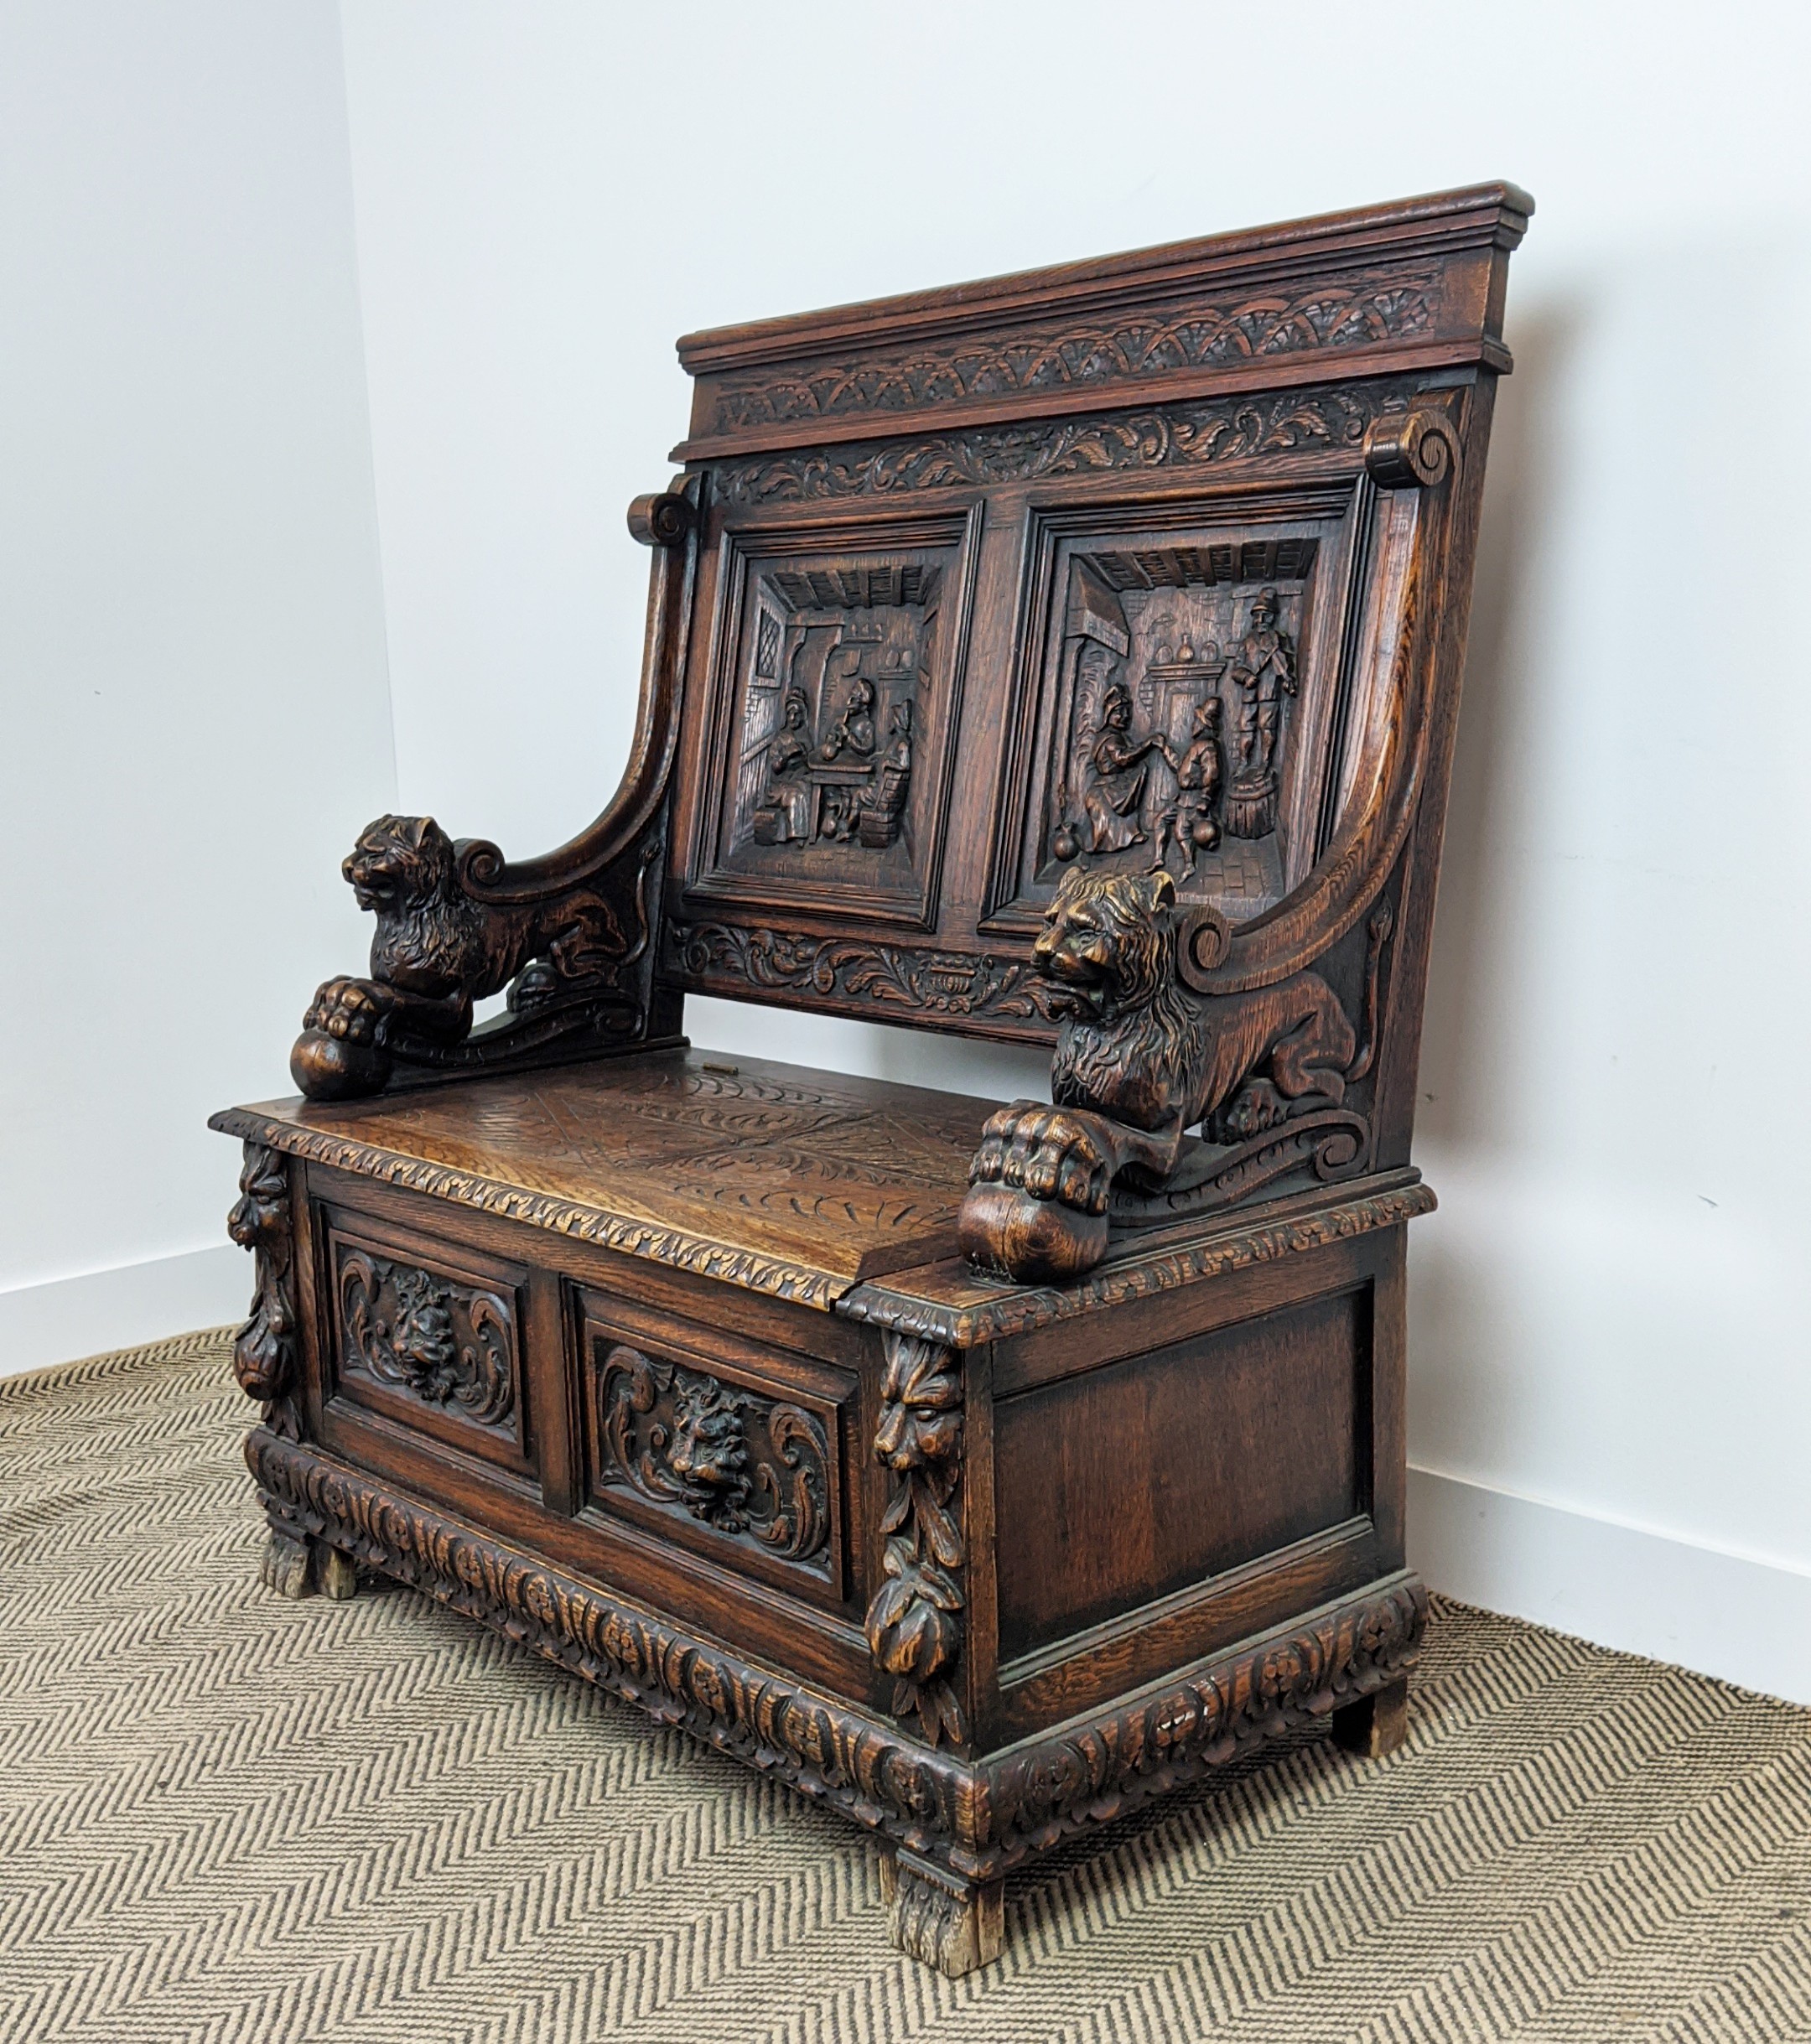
[336,1,1811,1697]
[0,2,396,1370]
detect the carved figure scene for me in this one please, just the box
[960,860,1391,1282]
[734,555,942,867]
[1043,540,1315,919]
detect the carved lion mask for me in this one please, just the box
[342,814,459,914]
[1033,864,1178,1018]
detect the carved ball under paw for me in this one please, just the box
[957,1180,1110,1284]
[290,1027,392,1101]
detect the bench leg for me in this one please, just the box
[880,1849,1004,1976]
[1333,1675,1409,1758]
[317,1542,358,1600]
[260,1528,314,1599]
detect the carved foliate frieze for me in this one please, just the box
[337,1248,516,1430]
[593,1341,830,1567]
[226,1142,299,1435]
[712,388,1392,506]
[705,275,1440,435]
[668,921,1061,1025]
[248,1425,1426,1882]
[865,1335,968,1749]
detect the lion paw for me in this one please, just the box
[302,977,394,1044]
[1221,1077,1288,1139]
[969,1104,1113,1217]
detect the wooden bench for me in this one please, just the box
[213,182,1529,1974]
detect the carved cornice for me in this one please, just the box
[709,386,1402,508]
[667,921,1062,1025]
[841,1177,1437,1348]
[248,1428,1424,1881]
[704,278,1440,438]
[209,1108,850,1314]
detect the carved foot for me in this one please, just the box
[959,1102,1115,1283]
[1333,1676,1409,1758]
[880,1850,1004,1978]
[260,1530,314,1600]
[317,1542,359,1601]
[293,976,396,1100]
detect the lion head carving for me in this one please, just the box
[666,1372,751,1518]
[343,814,460,916]
[1034,864,1180,1021]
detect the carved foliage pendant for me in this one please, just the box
[595,1342,830,1565]
[864,1334,968,1748]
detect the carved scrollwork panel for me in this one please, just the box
[332,1242,522,1451]
[590,1340,832,1571]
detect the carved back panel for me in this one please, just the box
[645,184,1528,1171]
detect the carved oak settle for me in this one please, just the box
[213,185,1528,1974]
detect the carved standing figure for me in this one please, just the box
[1155,695,1224,876]
[1082,682,1179,853]
[1227,587,1296,781]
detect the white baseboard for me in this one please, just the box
[1409,1463,1811,1706]
[0,1245,246,1380]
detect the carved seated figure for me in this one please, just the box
[212,184,1528,1980]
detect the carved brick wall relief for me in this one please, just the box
[590,1340,833,1571]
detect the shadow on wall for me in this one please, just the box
[1415,292,1585,1157]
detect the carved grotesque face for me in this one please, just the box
[342,814,458,912]
[1032,864,1177,1016]
[667,1376,749,1492]
[872,1339,960,1473]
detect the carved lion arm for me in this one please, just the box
[288,485,695,1102]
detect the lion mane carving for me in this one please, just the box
[291,814,627,1099]
[960,863,1359,1281]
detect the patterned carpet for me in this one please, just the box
[4,1332,1811,2044]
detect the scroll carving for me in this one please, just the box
[670,921,1061,1024]
[960,864,1386,1283]
[226,1142,298,1432]
[337,1250,516,1429]
[707,275,1439,434]
[291,813,662,1101]
[1362,407,1461,490]
[594,1342,829,1565]
[714,387,1391,506]
[864,1336,968,1748]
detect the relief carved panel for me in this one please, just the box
[589,1341,834,1574]
[335,1246,519,1436]
[693,515,976,927]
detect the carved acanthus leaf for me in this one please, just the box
[708,278,1439,434]
[712,390,1392,506]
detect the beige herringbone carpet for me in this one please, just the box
[4,1336,1811,2044]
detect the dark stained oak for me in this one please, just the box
[212,184,1528,1976]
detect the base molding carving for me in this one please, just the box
[246,1428,1425,1883]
